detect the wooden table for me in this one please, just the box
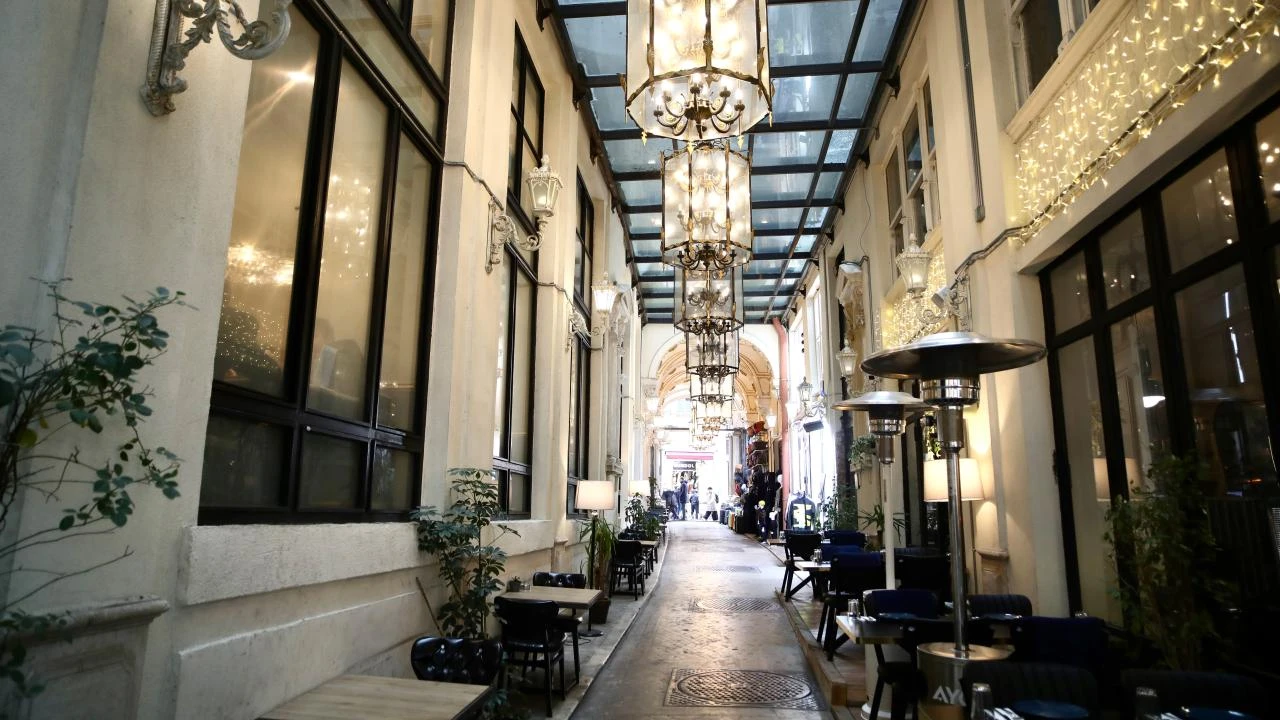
[497,586,602,609]
[783,561,831,600]
[638,540,657,548]
[261,674,488,719]
[836,614,1015,645]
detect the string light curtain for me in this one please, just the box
[624,0,773,142]
[685,327,739,379]
[661,142,753,271]
[674,265,744,334]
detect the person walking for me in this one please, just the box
[677,476,689,520]
[702,488,719,521]
[689,485,700,519]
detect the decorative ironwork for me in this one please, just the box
[143,0,293,116]
[623,0,773,141]
[674,266,744,335]
[661,143,753,272]
[685,328,739,379]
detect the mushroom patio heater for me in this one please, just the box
[861,331,1045,718]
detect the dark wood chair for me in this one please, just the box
[610,539,645,599]
[962,661,1099,720]
[531,572,586,683]
[493,597,566,717]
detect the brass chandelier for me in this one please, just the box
[674,265,744,335]
[685,327,739,379]
[624,0,773,141]
[661,142,753,272]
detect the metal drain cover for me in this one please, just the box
[690,597,776,613]
[693,565,760,573]
[666,669,821,709]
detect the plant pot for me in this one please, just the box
[588,597,611,624]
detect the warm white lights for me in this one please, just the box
[923,458,983,503]
[895,235,931,296]
[685,328,739,379]
[624,0,773,141]
[836,342,858,381]
[592,272,621,315]
[661,143,753,271]
[674,266,744,334]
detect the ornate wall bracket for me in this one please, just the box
[488,199,546,274]
[142,0,293,116]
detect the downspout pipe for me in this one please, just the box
[956,0,986,223]
[772,317,791,531]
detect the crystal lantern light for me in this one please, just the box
[674,265,744,335]
[685,327,739,379]
[661,142,752,271]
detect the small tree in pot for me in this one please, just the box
[578,517,616,624]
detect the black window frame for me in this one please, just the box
[509,31,546,226]
[566,333,591,518]
[200,0,451,525]
[1040,93,1280,615]
[574,175,594,313]
[375,0,455,89]
[494,244,538,519]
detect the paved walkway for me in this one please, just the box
[571,521,830,720]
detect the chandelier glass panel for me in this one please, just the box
[624,0,773,142]
[689,371,734,405]
[685,327,739,379]
[661,143,752,272]
[674,265,743,334]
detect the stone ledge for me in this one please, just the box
[16,595,169,646]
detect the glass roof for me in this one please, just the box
[551,0,913,323]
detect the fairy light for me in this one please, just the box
[1014,0,1279,242]
[880,248,948,349]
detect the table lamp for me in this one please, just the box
[862,331,1045,658]
[576,480,615,637]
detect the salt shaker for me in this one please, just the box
[970,682,993,720]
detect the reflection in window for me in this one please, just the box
[1162,150,1238,271]
[1057,338,1121,623]
[1256,107,1280,223]
[298,432,363,509]
[1110,310,1170,491]
[1050,251,1090,331]
[200,415,288,508]
[1013,0,1063,97]
[408,0,451,76]
[1176,267,1276,496]
[1099,212,1148,307]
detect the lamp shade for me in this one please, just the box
[923,458,983,502]
[525,156,562,219]
[592,272,619,315]
[577,480,615,511]
[629,479,651,497]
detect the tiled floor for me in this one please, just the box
[570,521,832,720]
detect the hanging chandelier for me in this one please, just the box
[624,0,772,141]
[690,371,734,406]
[674,265,743,335]
[661,142,752,271]
[685,327,739,379]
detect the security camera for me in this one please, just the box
[837,259,863,277]
[931,286,950,309]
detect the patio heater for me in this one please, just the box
[576,480,615,637]
[830,391,931,585]
[861,331,1044,718]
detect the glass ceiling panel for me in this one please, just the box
[635,262,666,276]
[631,239,661,257]
[628,212,662,233]
[805,207,829,227]
[752,131,825,166]
[645,297,674,308]
[854,0,904,62]
[605,139,670,172]
[787,259,809,273]
[753,173,819,203]
[753,207,804,229]
[824,130,858,163]
[750,259,786,274]
[564,16,626,75]
[642,280,675,292]
[838,73,877,120]
[813,172,842,200]
[796,235,819,253]
[591,87,630,131]
[618,179,662,206]
[754,236,794,254]
[772,75,841,124]
[744,279,780,292]
[768,1,860,67]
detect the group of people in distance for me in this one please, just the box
[662,471,719,520]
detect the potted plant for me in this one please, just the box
[578,516,616,624]
[857,503,905,551]
[848,433,877,471]
[411,468,519,639]
[1105,453,1232,670]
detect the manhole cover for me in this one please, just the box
[693,565,760,573]
[690,597,776,613]
[666,669,821,709]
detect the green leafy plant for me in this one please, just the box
[847,434,877,470]
[411,468,519,639]
[857,503,905,550]
[624,493,646,529]
[1105,453,1231,671]
[819,492,859,531]
[577,516,616,592]
[0,281,187,696]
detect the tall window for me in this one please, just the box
[1011,0,1101,102]
[493,30,545,518]
[1042,99,1280,629]
[574,176,594,312]
[567,180,594,516]
[200,0,450,524]
[886,81,940,272]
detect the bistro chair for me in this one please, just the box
[1121,669,1268,719]
[611,539,646,599]
[409,636,504,686]
[895,550,949,602]
[968,593,1033,618]
[493,597,566,718]
[962,661,1099,719]
[531,572,587,683]
[824,530,867,547]
[862,589,944,720]
[1009,616,1107,676]
[780,531,823,599]
[819,552,885,660]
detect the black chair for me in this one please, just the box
[531,572,587,684]
[962,662,1099,719]
[410,636,504,685]
[968,593,1033,617]
[781,531,823,599]
[1009,616,1107,676]
[1121,669,1268,718]
[493,597,566,717]
[819,553,886,660]
[824,530,867,547]
[863,589,945,720]
[895,551,950,602]
[610,539,646,599]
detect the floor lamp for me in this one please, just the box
[576,480,615,638]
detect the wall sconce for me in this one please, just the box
[143,0,293,116]
[795,377,826,420]
[836,343,858,388]
[488,156,563,274]
[895,234,931,296]
[568,272,622,350]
